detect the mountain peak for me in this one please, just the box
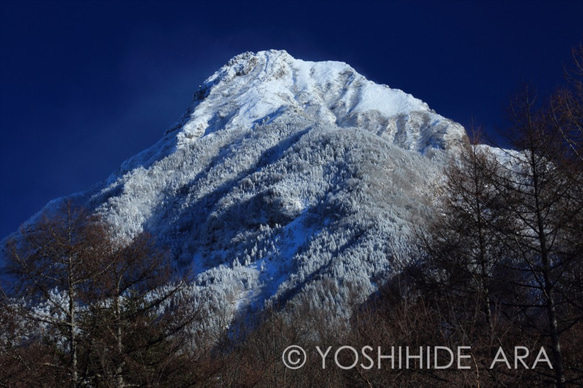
[172,50,465,153]
[7,50,469,326]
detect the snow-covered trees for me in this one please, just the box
[2,47,582,387]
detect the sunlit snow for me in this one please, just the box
[14,50,470,328]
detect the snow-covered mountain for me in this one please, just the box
[10,50,468,324]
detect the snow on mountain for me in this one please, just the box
[175,50,464,151]
[9,50,469,326]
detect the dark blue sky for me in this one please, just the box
[1,0,582,238]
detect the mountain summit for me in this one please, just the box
[14,50,468,322]
[171,50,464,151]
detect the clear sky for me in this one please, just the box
[1,0,582,238]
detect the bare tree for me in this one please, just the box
[1,201,109,386]
[0,201,202,387]
[415,129,513,340]
[552,43,583,164]
[493,88,583,387]
[80,231,200,387]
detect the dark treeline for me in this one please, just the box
[0,203,207,387]
[1,45,582,387]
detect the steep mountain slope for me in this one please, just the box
[10,50,468,323]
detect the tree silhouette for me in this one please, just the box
[0,200,200,387]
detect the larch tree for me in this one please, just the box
[0,200,201,387]
[493,88,583,388]
[1,201,109,386]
